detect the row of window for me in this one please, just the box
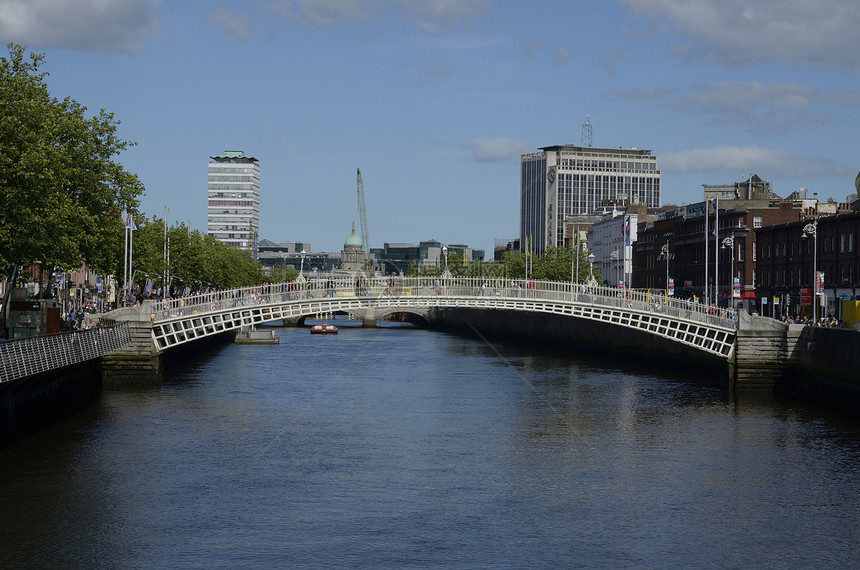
[760,265,855,287]
[762,233,855,259]
[558,159,657,172]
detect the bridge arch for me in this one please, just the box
[125,277,736,359]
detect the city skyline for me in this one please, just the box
[2,0,858,253]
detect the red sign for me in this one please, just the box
[800,287,811,306]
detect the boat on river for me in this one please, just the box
[310,324,338,334]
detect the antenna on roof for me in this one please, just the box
[581,115,593,147]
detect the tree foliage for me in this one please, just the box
[503,246,599,282]
[122,215,267,295]
[0,44,143,314]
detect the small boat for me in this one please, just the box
[310,324,338,334]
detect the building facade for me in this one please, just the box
[589,210,639,287]
[521,145,661,254]
[632,199,805,305]
[207,150,260,252]
[755,207,860,319]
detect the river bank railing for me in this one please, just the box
[0,322,132,384]
[149,277,737,331]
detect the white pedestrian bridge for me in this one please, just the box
[146,276,737,359]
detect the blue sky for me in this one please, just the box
[2,0,859,253]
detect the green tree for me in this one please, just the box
[0,44,143,324]
[503,246,598,283]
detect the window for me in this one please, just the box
[738,241,745,262]
[753,242,757,262]
[753,216,763,228]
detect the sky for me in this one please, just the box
[2,0,859,254]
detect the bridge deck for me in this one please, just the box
[141,278,736,359]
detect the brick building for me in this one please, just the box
[755,207,860,318]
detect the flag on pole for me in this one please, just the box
[711,204,717,236]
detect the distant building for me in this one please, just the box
[632,178,807,305]
[207,150,260,252]
[341,224,364,273]
[521,145,661,254]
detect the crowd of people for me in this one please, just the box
[779,314,847,328]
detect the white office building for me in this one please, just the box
[521,145,660,253]
[207,150,260,252]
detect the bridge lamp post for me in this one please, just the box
[721,236,734,309]
[299,249,306,278]
[442,245,449,276]
[801,219,818,322]
[660,244,670,297]
[587,252,595,283]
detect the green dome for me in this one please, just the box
[345,230,362,247]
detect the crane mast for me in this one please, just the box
[356,168,371,273]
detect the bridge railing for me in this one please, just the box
[0,323,132,384]
[149,277,737,330]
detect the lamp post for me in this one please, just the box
[442,245,448,273]
[587,252,595,284]
[660,243,670,297]
[721,236,734,309]
[801,219,818,322]
[299,249,306,279]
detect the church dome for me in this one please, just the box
[345,224,362,247]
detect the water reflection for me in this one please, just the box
[1,326,859,567]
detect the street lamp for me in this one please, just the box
[801,219,818,322]
[299,249,306,278]
[721,236,734,308]
[660,243,670,297]
[587,252,595,283]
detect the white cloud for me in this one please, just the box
[467,138,532,163]
[268,0,372,28]
[418,58,452,85]
[207,7,250,41]
[555,47,573,64]
[661,146,854,179]
[267,0,491,32]
[612,81,855,135]
[668,81,826,135]
[599,47,629,76]
[619,0,860,70]
[0,0,161,53]
[392,0,492,34]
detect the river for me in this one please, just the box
[2,321,859,568]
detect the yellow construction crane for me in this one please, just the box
[356,168,371,273]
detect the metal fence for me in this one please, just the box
[150,276,738,331]
[0,322,132,384]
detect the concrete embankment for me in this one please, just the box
[0,361,101,445]
[733,312,860,412]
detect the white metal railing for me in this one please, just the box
[150,276,738,331]
[0,323,132,384]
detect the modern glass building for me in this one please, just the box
[207,150,260,253]
[521,145,661,253]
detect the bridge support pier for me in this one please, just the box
[732,312,801,390]
[100,304,163,388]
